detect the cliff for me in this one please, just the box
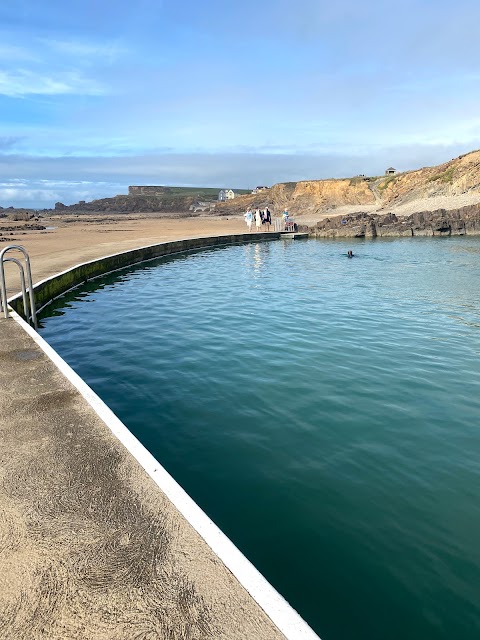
[33,148,480,219]
[218,149,480,218]
[49,186,250,215]
[52,194,200,214]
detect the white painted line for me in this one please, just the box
[12,308,321,640]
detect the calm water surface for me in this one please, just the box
[39,237,480,640]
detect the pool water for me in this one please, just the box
[39,237,480,640]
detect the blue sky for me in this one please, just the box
[1,0,480,207]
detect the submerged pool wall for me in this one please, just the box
[10,232,281,317]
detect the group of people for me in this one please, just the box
[244,207,272,232]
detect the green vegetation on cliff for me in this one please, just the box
[427,168,455,184]
[132,187,250,198]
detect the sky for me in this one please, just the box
[1,0,480,208]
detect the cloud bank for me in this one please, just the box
[1,0,479,206]
[2,141,478,209]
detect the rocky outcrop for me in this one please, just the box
[51,195,201,214]
[48,187,237,215]
[0,224,45,231]
[312,205,480,238]
[2,210,35,221]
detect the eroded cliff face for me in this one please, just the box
[219,149,480,218]
[214,178,375,216]
[269,179,375,215]
[377,150,480,205]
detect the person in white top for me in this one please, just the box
[244,209,253,232]
[255,208,262,231]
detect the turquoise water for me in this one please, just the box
[39,237,480,640]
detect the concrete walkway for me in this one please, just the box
[0,315,286,639]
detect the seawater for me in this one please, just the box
[39,237,480,640]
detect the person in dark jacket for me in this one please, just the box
[262,207,272,231]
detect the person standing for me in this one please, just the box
[263,207,271,231]
[244,208,253,232]
[255,208,262,231]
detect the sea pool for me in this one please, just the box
[39,237,480,640]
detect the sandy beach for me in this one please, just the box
[1,214,248,294]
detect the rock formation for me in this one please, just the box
[52,194,202,215]
[307,205,480,238]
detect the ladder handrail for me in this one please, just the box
[0,245,37,327]
[2,257,30,321]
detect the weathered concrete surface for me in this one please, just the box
[0,316,285,639]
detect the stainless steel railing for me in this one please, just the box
[0,245,37,327]
[274,217,296,232]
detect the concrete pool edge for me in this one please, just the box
[7,233,320,640]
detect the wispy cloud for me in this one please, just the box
[1,0,480,207]
[0,69,106,97]
[1,141,478,208]
[40,38,127,64]
[0,187,60,204]
[0,44,39,62]
[0,177,125,208]
[0,33,123,98]
[0,136,23,150]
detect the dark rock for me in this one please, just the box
[311,204,480,238]
[7,210,33,221]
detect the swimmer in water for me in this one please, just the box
[347,250,354,258]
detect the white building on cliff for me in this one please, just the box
[218,189,235,201]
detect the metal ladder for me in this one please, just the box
[0,245,38,328]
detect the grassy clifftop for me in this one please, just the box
[50,186,250,215]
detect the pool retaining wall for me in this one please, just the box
[10,232,281,316]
